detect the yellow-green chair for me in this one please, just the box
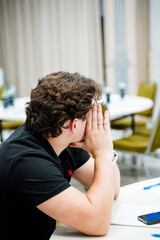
[133,125,152,136]
[1,121,24,129]
[0,121,24,142]
[102,104,107,117]
[111,82,156,130]
[113,108,160,178]
[0,87,3,99]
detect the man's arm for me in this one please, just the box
[37,104,116,236]
[72,156,120,199]
[72,156,94,189]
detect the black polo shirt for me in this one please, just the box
[0,123,90,240]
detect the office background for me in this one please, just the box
[0,0,160,119]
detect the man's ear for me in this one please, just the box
[70,118,78,133]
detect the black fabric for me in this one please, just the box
[0,123,90,240]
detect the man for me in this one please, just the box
[0,72,120,239]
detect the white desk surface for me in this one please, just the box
[0,94,153,122]
[52,178,160,240]
[103,94,153,120]
[0,97,29,121]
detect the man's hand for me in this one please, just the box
[70,103,114,161]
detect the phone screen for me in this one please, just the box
[138,211,160,225]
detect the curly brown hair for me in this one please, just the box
[26,71,102,138]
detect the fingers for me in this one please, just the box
[86,103,109,132]
[87,103,104,130]
[86,109,92,134]
[92,103,97,129]
[97,104,103,129]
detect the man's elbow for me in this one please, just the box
[84,222,110,236]
[81,212,111,236]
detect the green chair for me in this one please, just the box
[111,82,157,130]
[1,121,24,129]
[0,87,3,99]
[102,104,107,117]
[113,108,160,178]
[133,125,152,136]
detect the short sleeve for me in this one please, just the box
[67,147,90,170]
[8,156,71,206]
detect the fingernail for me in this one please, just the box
[93,103,97,107]
[105,110,108,115]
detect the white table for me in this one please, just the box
[52,178,160,240]
[0,95,153,141]
[0,97,29,141]
[0,97,29,121]
[103,94,153,121]
[0,95,153,122]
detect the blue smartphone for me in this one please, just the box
[138,211,160,225]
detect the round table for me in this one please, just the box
[0,95,153,122]
[103,94,153,121]
[0,97,29,121]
